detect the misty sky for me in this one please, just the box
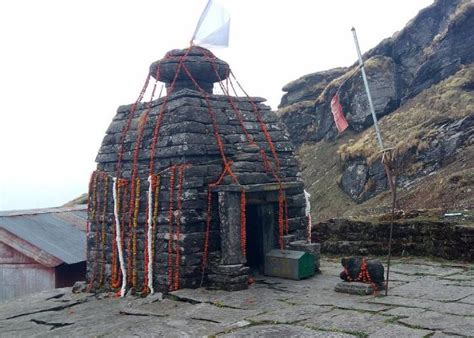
[0,0,433,211]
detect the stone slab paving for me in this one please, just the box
[301,309,389,335]
[389,263,465,277]
[398,311,473,336]
[459,294,474,304]
[222,324,355,337]
[0,256,472,337]
[369,323,434,338]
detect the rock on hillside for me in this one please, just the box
[279,0,473,145]
[278,0,474,219]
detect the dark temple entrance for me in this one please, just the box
[245,202,278,273]
[211,183,301,291]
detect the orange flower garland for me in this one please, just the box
[99,174,108,286]
[87,47,300,294]
[141,175,154,295]
[115,75,151,177]
[343,258,378,291]
[240,190,247,257]
[167,165,177,291]
[86,171,97,234]
[278,189,285,249]
[110,181,120,289]
[150,175,161,289]
[87,171,99,290]
[132,177,140,289]
[173,165,187,290]
[201,166,230,275]
[200,50,289,251]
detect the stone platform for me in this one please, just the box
[1,256,473,337]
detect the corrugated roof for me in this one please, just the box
[0,205,87,265]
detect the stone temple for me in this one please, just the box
[87,46,313,295]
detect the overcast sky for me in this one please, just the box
[0,0,433,211]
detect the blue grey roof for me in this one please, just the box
[0,205,87,265]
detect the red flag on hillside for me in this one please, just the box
[331,94,349,133]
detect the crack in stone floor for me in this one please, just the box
[0,257,472,337]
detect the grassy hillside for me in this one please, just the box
[299,65,474,221]
[338,65,474,164]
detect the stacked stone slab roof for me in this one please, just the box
[87,46,309,294]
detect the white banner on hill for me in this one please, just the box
[191,0,230,48]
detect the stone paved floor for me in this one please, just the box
[0,256,472,337]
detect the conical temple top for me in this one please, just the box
[149,46,230,94]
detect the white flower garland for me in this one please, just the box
[304,189,312,243]
[113,177,127,297]
[147,175,155,294]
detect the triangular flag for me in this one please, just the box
[191,0,230,48]
[331,94,349,133]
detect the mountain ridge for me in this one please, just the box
[278,0,473,220]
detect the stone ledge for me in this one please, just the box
[335,282,375,295]
[212,182,303,192]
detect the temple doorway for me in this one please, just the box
[245,202,278,274]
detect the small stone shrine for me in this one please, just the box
[86,46,312,295]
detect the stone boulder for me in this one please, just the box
[278,0,470,146]
[339,114,473,203]
[407,2,474,99]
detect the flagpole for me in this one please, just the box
[351,27,384,150]
[351,27,394,296]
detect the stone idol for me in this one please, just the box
[336,256,385,295]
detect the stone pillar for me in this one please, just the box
[208,191,248,291]
[217,191,245,264]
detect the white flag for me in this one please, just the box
[191,0,230,48]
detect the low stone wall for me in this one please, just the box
[312,218,474,261]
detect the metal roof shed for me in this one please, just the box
[0,205,87,302]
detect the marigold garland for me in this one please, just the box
[240,190,247,257]
[201,166,229,275]
[132,177,140,289]
[343,258,378,292]
[167,165,177,291]
[228,72,289,249]
[87,171,99,291]
[112,177,128,297]
[110,179,125,289]
[111,178,127,290]
[148,51,190,175]
[89,46,298,295]
[91,172,99,225]
[181,63,238,184]
[126,211,133,286]
[128,68,164,291]
[278,189,285,249]
[142,176,153,295]
[230,71,281,171]
[200,49,289,252]
[86,171,97,234]
[173,165,186,290]
[152,175,160,258]
[99,174,109,286]
[202,49,273,175]
[142,173,163,295]
[115,75,151,177]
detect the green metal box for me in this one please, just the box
[264,249,315,280]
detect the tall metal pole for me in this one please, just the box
[351,27,393,296]
[351,27,384,150]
